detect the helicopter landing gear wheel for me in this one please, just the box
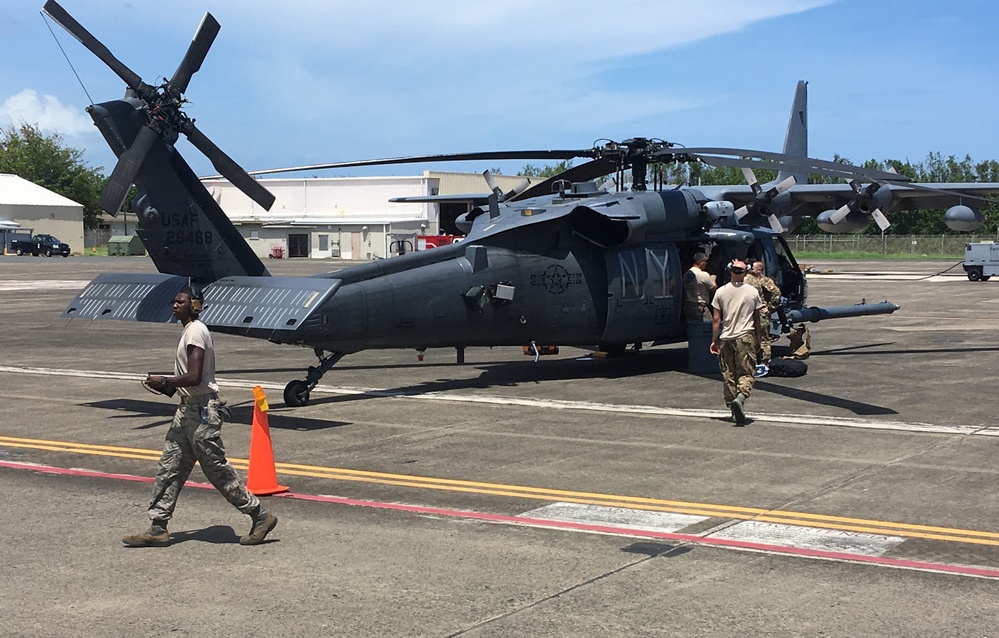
[283,380,311,407]
[283,349,345,408]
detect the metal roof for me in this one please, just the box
[0,174,83,208]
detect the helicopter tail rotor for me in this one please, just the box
[42,0,274,215]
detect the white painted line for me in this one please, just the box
[1,365,997,436]
[707,520,906,557]
[808,274,963,282]
[0,280,89,291]
[519,502,708,534]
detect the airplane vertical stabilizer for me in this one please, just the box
[776,80,808,187]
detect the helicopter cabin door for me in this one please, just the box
[602,243,681,344]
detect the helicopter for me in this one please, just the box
[46,1,988,407]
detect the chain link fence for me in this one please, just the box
[84,227,113,248]
[786,234,999,256]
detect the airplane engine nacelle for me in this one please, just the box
[855,187,892,215]
[944,205,985,232]
[816,209,868,234]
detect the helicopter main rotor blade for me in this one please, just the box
[186,123,276,210]
[99,124,160,215]
[243,150,597,177]
[43,0,146,94]
[686,152,895,185]
[169,12,220,95]
[510,157,619,202]
[668,147,913,184]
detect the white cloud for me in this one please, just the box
[0,89,93,135]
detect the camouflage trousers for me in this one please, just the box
[683,301,712,322]
[718,332,757,407]
[148,396,259,522]
[788,324,811,359]
[756,308,772,363]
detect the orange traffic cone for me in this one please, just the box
[246,386,289,496]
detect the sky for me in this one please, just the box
[2,0,998,181]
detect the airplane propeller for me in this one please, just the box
[733,167,795,232]
[42,0,275,215]
[829,178,891,231]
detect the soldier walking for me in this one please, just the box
[123,286,278,547]
[710,260,763,425]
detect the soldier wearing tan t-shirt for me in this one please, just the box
[124,286,278,547]
[683,252,717,321]
[710,260,763,425]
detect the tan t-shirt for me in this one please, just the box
[683,266,715,305]
[175,319,218,397]
[711,281,763,339]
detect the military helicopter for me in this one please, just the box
[47,2,983,407]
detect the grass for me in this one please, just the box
[793,251,965,261]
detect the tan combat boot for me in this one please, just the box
[122,522,169,547]
[240,508,277,546]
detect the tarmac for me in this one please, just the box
[1,254,998,637]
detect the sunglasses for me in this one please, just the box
[729,267,746,274]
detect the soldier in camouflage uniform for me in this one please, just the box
[745,260,782,364]
[710,260,763,425]
[123,287,278,547]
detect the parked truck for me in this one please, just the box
[963,242,999,281]
[10,234,71,257]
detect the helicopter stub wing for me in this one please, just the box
[63,273,340,336]
[198,276,340,332]
[63,273,189,322]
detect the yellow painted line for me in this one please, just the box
[3,434,998,546]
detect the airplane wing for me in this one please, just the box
[693,182,999,216]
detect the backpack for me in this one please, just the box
[767,358,808,377]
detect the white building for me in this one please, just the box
[202,171,540,260]
[0,174,85,253]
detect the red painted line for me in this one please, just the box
[0,460,214,489]
[5,460,998,579]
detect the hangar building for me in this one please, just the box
[200,171,541,260]
[0,174,85,254]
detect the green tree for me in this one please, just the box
[518,160,574,179]
[0,122,105,229]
